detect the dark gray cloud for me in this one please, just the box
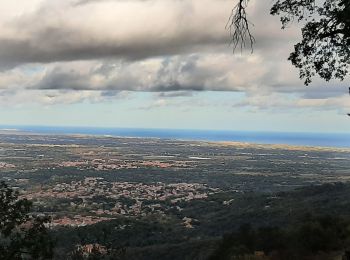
[35,68,91,90]
[157,91,194,98]
[0,29,226,69]
[29,54,255,92]
[27,52,349,101]
[0,0,231,68]
[0,0,300,69]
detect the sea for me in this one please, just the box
[1,125,350,148]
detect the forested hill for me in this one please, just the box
[52,182,350,259]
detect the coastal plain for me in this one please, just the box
[1,132,350,259]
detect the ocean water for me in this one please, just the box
[2,126,350,148]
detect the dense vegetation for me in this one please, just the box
[5,180,350,259]
[0,181,53,260]
[211,215,350,259]
[50,182,350,259]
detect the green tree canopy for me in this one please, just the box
[0,181,53,260]
[229,0,350,85]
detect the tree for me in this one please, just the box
[69,243,125,260]
[0,181,53,260]
[229,0,350,85]
[210,215,350,259]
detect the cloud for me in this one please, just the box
[0,88,127,107]
[0,0,347,114]
[0,0,232,68]
[27,53,300,93]
[0,0,301,91]
[138,98,169,110]
[157,91,194,98]
[232,93,350,113]
[0,0,301,67]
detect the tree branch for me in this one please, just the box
[227,0,255,53]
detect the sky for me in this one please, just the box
[0,0,349,133]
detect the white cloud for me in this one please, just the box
[0,0,347,113]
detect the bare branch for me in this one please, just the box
[227,0,255,53]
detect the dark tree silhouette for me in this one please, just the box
[229,0,350,85]
[210,215,350,259]
[0,181,53,260]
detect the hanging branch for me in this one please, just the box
[227,0,255,53]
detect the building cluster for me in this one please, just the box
[56,159,187,171]
[0,162,15,169]
[51,215,113,227]
[26,177,219,226]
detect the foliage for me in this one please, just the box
[0,181,53,260]
[68,243,125,260]
[210,215,350,259]
[231,0,350,85]
[50,182,350,259]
